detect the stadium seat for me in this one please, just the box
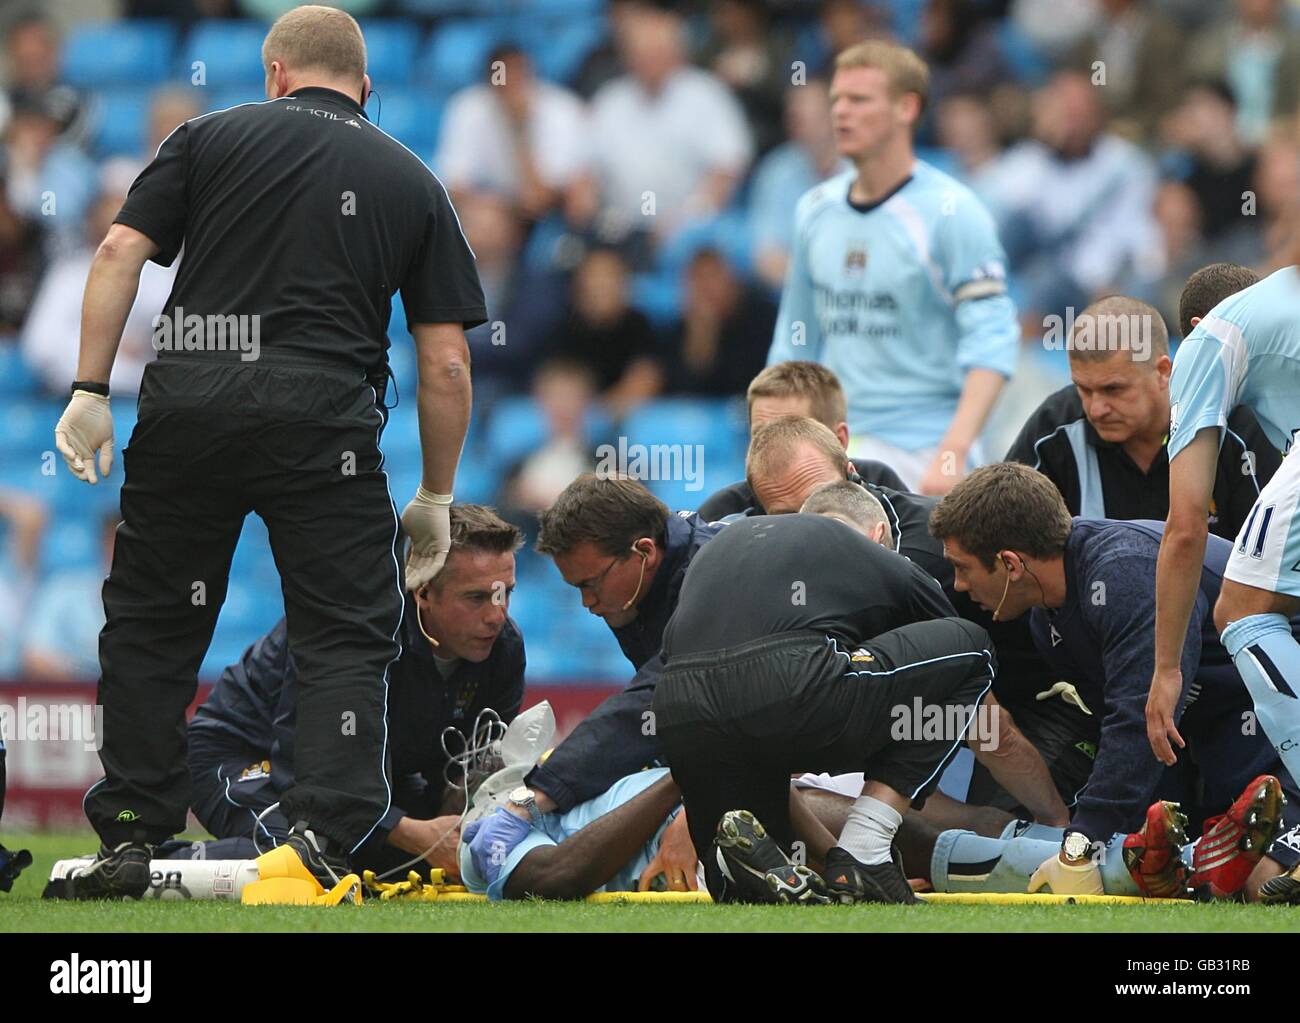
[206,84,271,114]
[620,398,747,461]
[0,346,41,397]
[88,87,152,158]
[417,20,509,92]
[178,21,271,88]
[629,272,682,329]
[62,20,178,88]
[396,0,498,17]
[483,396,548,468]
[368,86,444,157]
[996,19,1051,87]
[525,18,606,85]
[357,20,422,85]
[39,516,102,575]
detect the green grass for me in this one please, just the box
[3,832,1296,933]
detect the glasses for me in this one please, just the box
[576,554,625,598]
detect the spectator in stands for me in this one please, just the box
[662,246,774,397]
[1,88,96,257]
[435,45,588,227]
[750,77,849,291]
[920,0,1010,110]
[574,4,753,257]
[456,191,533,393]
[696,0,792,158]
[571,0,641,100]
[1148,181,1217,333]
[1188,0,1300,145]
[21,180,176,395]
[0,489,46,676]
[1005,287,1280,542]
[934,92,1010,196]
[1068,0,1185,142]
[100,86,202,192]
[0,10,85,147]
[1254,133,1300,270]
[983,70,1161,322]
[1161,81,1260,245]
[0,178,41,341]
[500,359,599,528]
[809,0,890,76]
[543,246,662,420]
[22,511,117,681]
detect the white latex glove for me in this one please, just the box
[1028,853,1104,896]
[401,487,453,591]
[54,390,114,484]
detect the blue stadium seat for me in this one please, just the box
[369,86,444,158]
[525,0,606,15]
[62,20,177,88]
[525,19,605,84]
[483,396,547,468]
[0,346,41,396]
[40,517,99,574]
[205,84,271,114]
[621,398,747,460]
[396,0,494,16]
[88,87,151,158]
[358,20,422,85]
[1,398,62,451]
[996,19,1051,87]
[629,272,682,329]
[178,21,271,87]
[417,20,510,92]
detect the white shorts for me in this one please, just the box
[1225,449,1300,598]
[846,435,985,492]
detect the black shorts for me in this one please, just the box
[654,617,997,899]
[966,691,1100,815]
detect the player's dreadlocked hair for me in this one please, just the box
[929,463,1072,570]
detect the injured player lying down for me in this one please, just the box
[458,767,901,901]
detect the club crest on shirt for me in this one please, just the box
[239,760,271,782]
[845,242,868,277]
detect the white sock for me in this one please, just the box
[837,795,902,865]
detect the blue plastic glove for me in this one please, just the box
[463,807,533,889]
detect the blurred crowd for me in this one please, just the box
[2,0,1300,679]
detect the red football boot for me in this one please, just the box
[1122,800,1191,898]
[1191,775,1286,899]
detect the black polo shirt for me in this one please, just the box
[114,86,486,372]
[1005,385,1281,542]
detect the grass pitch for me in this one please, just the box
[3,832,1295,933]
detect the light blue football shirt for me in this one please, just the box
[460,767,674,901]
[1168,266,1300,462]
[768,160,1019,451]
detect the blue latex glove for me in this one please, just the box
[463,807,533,889]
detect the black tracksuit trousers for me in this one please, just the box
[654,617,997,900]
[85,356,405,852]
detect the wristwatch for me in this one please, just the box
[508,786,542,823]
[1061,828,1092,863]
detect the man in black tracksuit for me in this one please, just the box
[653,513,997,902]
[521,476,722,814]
[185,505,527,877]
[185,600,524,871]
[52,10,484,896]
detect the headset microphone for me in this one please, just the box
[622,543,650,611]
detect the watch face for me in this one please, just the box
[1064,832,1091,860]
[509,786,531,805]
